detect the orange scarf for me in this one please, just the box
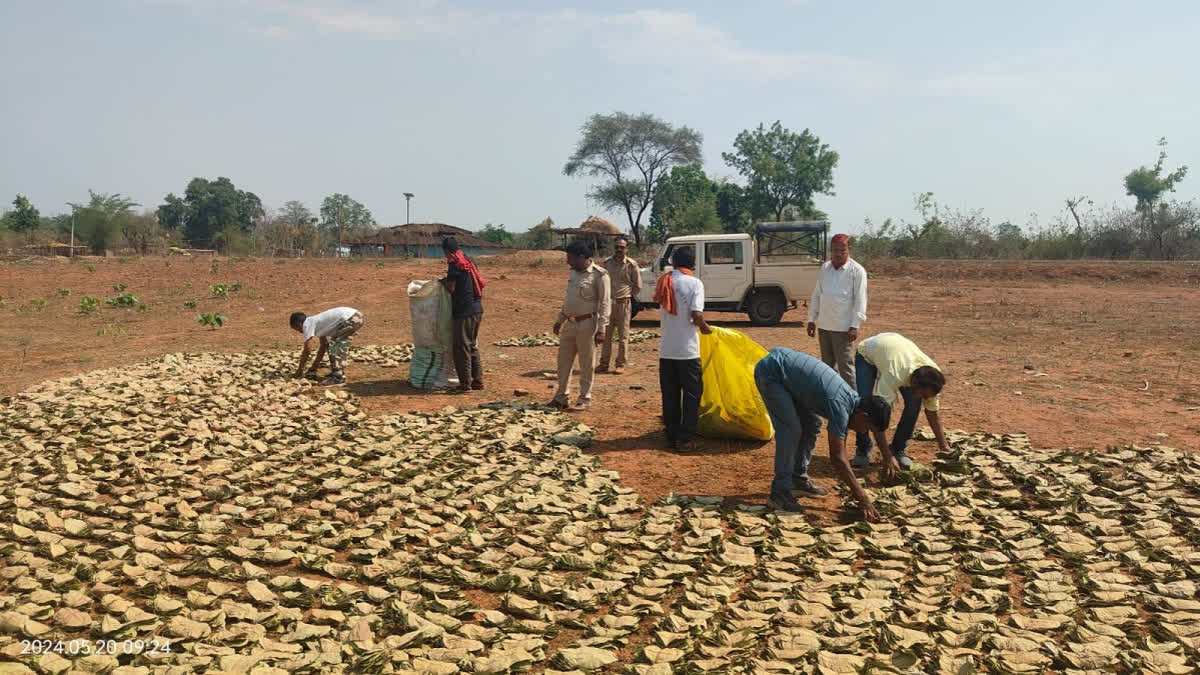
[653,267,693,315]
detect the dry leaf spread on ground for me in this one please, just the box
[0,348,1198,673]
[492,332,659,348]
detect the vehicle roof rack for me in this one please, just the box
[754,221,828,234]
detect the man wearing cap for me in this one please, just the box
[549,240,611,412]
[598,238,642,375]
[807,233,867,387]
[852,332,950,469]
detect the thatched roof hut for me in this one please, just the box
[347,223,512,258]
[551,216,626,254]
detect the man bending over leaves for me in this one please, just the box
[755,347,892,520]
[289,306,364,387]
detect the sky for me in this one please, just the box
[2,0,1198,235]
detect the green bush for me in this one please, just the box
[105,292,138,308]
[211,283,228,298]
[183,300,197,309]
[196,313,227,329]
[57,288,71,297]
[79,296,100,314]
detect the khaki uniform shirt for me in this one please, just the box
[603,255,641,299]
[558,263,611,335]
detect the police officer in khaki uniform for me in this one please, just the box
[597,237,641,375]
[549,240,611,412]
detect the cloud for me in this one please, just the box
[247,23,299,40]
[216,1,890,90]
[922,69,1111,106]
[599,10,890,90]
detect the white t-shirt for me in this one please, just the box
[302,307,357,340]
[659,272,705,360]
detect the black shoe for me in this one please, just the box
[767,491,805,513]
[793,478,828,498]
[319,376,346,388]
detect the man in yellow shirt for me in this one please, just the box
[852,332,950,468]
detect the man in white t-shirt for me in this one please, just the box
[289,306,364,387]
[653,245,712,452]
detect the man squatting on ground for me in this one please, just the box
[440,236,486,392]
[654,245,711,452]
[597,237,642,375]
[807,233,867,386]
[549,240,611,413]
[755,347,893,521]
[289,306,365,387]
[853,332,950,468]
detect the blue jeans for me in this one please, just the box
[755,362,822,494]
[854,352,920,455]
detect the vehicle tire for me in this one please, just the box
[746,289,786,326]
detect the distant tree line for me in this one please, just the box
[2,178,377,257]
[854,140,1197,261]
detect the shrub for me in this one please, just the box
[183,300,197,309]
[86,264,95,273]
[113,283,126,292]
[79,296,100,314]
[105,292,138,308]
[57,288,71,297]
[196,313,227,329]
[211,283,228,298]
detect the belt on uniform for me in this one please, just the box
[613,297,632,304]
[565,312,595,321]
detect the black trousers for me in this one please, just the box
[660,358,703,443]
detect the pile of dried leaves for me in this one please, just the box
[1,351,1198,673]
[493,331,659,347]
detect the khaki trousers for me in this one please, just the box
[817,328,856,387]
[599,299,631,369]
[553,317,596,405]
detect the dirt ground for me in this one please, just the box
[2,253,1197,522]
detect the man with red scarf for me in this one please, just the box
[440,237,485,392]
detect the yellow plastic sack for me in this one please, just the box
[697,326,775,441]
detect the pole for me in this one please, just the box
[70,213,75,258]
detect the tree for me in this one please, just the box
[121,210,161,254]
[320,194,375,245]
[518,217,555,250]
[67,191,139,254]
[715,181,749,233]
[253,201,316,255]
[1124,137,1189,257]
[478,224,514,245]
[157,194,187,231]
[563,112,702,246]
[722,121,838,222]
[7,195,40,234]
[157,177,263,248]
[648,164,720,241]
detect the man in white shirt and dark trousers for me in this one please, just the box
[807,233,867,386]
[653,245,712,452]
